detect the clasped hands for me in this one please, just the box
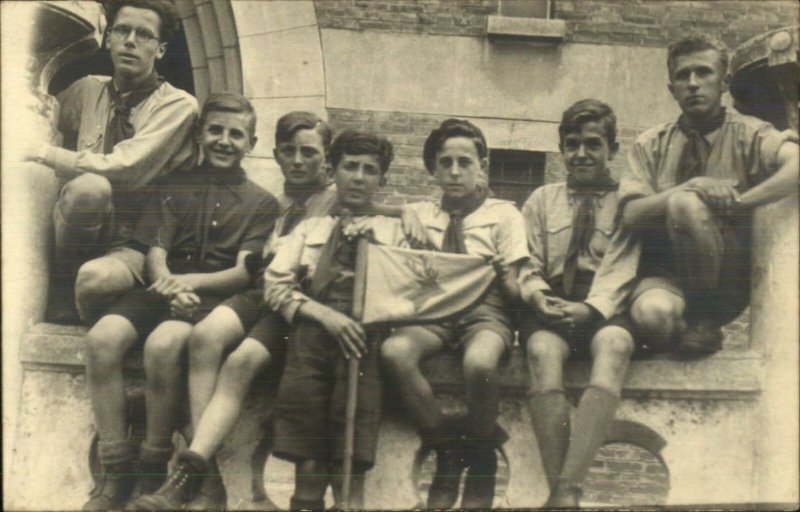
[528,290,594,331]
[148,274,201,321]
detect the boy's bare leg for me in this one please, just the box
[186,307,246,428]
[83,314,140,510]
[380,327,446,431]
[85,315,140,445]
[189,338,271,458]
[630,289,686,351]
[666,191,724,293]
[76,256,137,324]
[525,330,571,495]
[551,326,634,506]
[462,331,506,437]
[143,320,193,449]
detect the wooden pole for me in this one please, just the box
[341,238,370,510]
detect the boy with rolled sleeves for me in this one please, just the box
[519,99,640,508]
[381,119,530,510]
[264,130,408,511]
[81,92,279,510]
[621,35,798,357]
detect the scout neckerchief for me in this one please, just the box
[280,174,330,237]
[309,202,380,300]
[675,107,726,184]
[104,72,163,154]
[440,186,489,254]
[562,171,619,296]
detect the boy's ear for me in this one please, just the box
[248,135,258,152]
[380,173,388,186]
[193,122,203,144]
[480,157,489,173]
[155,42,167,61]
[609,142,620,161]
[325,161,335,178]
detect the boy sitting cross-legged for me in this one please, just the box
[81,92,279,511]
[265,130,411,511]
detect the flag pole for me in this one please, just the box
[342,238,370,510]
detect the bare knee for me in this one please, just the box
[85,318,135,371]
[666,190,711,227]
[144,330,188,377]
[525,331,569,369]
[462,334,505,381]
[188,325,226,364]
[221,343,269,382]
[380,336,420,372]
[591,326,634,362]
[60,174,113,223]
[76,258,133,298]
[631,292,684,344]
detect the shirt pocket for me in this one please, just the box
[299,226,330,273]
[544,214,573,267]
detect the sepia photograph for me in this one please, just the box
[2,0,798,510]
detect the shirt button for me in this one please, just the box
[211,220,218,227]
[216,202,221,208]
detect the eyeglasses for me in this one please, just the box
[108,24,160,44]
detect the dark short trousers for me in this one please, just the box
[412,291,515,350]
[106,287,224,336]
[517,273,641,358]
[271,318,388,471]
[637,215,751,325]
[221,289,290,357]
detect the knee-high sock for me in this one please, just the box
[527,389,571,493]
[558,385,619,489]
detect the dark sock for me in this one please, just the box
[527,389,571,493]
[558,385,620,488]
[290,496,326,511]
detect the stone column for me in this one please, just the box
[731,26,800,504]
[2,0,103,485]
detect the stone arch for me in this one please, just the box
[175,0,243,104]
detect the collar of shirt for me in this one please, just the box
[566,187,610,207]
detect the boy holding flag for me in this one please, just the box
[262,130,409,511]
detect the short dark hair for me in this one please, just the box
[103,0,181,43]
[329,130,394,175]
[274,111,333,151]
[423,118,488,173]
[200,92,256,135]
[667,35,728,78]
[558,99,617,149]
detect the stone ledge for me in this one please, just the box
[486,15,566,42]
[22,323,761,400]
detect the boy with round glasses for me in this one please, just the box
[25,0,198,324]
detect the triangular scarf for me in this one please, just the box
[104,72,163,154]
[675,107,726,184]
[440,187,489,254]
[562,172,619,295]
[308,202,382,300]
[280,174,330,236]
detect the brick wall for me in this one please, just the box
[584,443,671,506]
[314,0,798,50]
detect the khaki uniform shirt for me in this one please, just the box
[45,75,198,187]
[264,214,408,322]
[518,182,639,319]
